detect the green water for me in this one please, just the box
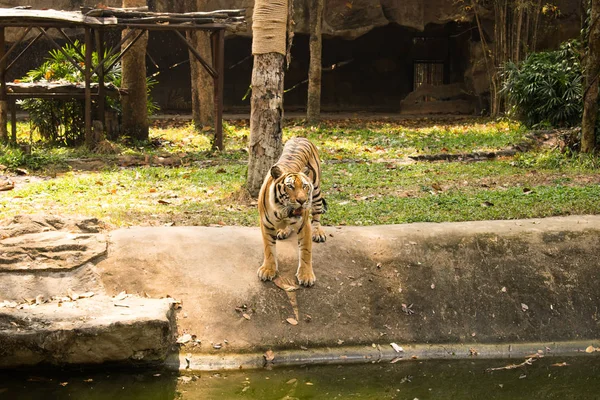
[1,357,599,399]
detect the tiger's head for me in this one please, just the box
[271,165,313,218]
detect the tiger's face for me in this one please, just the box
[272,167,313,218]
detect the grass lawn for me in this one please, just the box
[1,117,599,228]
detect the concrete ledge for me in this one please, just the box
[168,340,600,371]
[2,215,600,370]
[0,296,175,368]
[98,215,600,369]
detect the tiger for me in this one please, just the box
[257,137,327,287]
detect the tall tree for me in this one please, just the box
[470,0,545,115]
[188,0,214,129]
[582,0,600,153]
[307,0,324,123]
[121,0,149,141]
[246,0,290,197]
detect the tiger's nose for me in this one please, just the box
[297,198,306,205]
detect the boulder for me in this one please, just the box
[0,295,176,368]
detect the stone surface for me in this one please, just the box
[1,214,600,370]
[98,216,600,359]
[0,215,107,271]
[0,295,176,368]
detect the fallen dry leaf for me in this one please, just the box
[177,334,192,344]
[390,343,404,353]
[273,276,300,292]
[264,349,275,361]
[585,345,598,353]
[551,362,569,367]
[401,303,415,315]
[286,317,299,326]
[114,291,128,301]
[242,313,251,320]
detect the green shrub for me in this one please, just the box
[20,41,158,146]
[502,40,584,128]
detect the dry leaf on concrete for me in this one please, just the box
[390,343,404,353]
[114,291,128,301]
[551,362,569,367]
[585,346,598,353]
[177,334,192,344]
[273,276,300,292]
[286,317,298,326]
[264,349,275,361]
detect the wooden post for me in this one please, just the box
[10,98,16,142]
[84,27,93,149]
[212,29,225,151]
[0,27,7,142]
[95,28,106,139]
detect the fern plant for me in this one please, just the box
[20,40,158,145]
[502,40,584,128]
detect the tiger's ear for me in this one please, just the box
[271,165,283,179]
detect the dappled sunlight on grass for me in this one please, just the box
[281,118,526,160]
[2,117,599,227]
[1,165,253,227]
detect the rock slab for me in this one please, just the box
[0,295,176,368]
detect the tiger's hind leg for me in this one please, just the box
[311,197,327,243]
[311,215,326,243]
[276,226,293,240]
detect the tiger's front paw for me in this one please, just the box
[277,226,292,240]
[257,264,277,281]
[296,267,316,287]
[312,226,327,243]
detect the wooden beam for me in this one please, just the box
[84,27,93,149]
[212,29,225,151]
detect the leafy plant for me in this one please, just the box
[20,40,158,145]
[502,40,584,128]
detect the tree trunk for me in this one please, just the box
[247,0,289,197]
[121,0,149,141]
[307,0,323,123]
[189,31,214,128]
[247,53,285,196]
[189,0,214,129]
[0,28,7,142]
[582,0,600,153]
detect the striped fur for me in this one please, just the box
[257,137,327,286]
